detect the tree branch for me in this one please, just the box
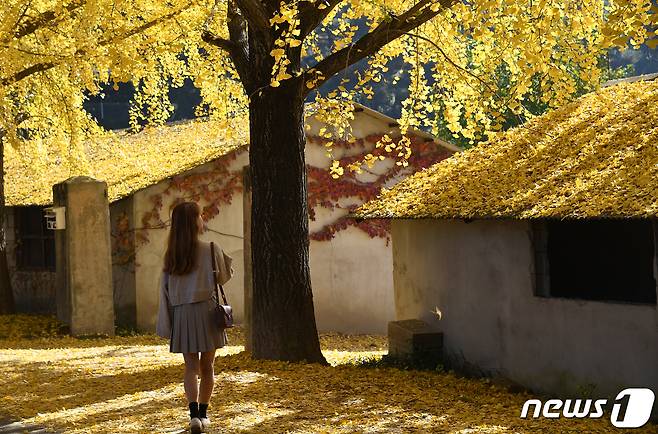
[298,0,343,39]
[234,0,271,31]
[1,62,55,86]
[105,4,194,44]
[201,0,231,52]
[202,0,254,92]
[202,0,237,54]
[4,0,86,44]
[202,32,236,52]
[302,0,455,93]
[409,32,497,96]
[226,0,254,90]
[1,2,194,87]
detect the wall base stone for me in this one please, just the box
[388,319,442,367]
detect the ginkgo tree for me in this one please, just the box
[0,0,209,313]
[1,0,657,364]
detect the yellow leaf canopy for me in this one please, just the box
[355,80,658,220]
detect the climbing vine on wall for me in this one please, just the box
[110,134,452,260]
[137,147,248,246]
[111,212,136,266]
[306,133,453,243]
[109,147,247,263]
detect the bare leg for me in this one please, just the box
[198,349,216,404]
[183,352,201,403]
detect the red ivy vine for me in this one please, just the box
[111,212,135,266]
[137,147,247,246]
[111,133,453,260]
[110,147,247,262]
[306,133,453,243]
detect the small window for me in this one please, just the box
[533,219,657,304]
[15,207,56,271]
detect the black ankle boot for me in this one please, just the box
[189,401,199,419]
[199,403,208,419]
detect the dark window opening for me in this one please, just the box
[534,219,657,304]
[15,207,56,271]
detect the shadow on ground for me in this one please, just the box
[1,333,644,434]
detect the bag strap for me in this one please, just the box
[210,241,229,306]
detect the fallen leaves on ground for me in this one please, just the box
[0,316,654,433]
[0,313,68,339]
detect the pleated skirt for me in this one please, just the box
[170,297,228,353]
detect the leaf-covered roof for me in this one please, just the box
[355,80,658,220]
[5,119,248,207]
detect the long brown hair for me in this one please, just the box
[163,201,201,275]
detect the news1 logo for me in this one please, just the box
[520,388,655,428]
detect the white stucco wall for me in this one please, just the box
[303,110,408,333]
[392,219,658,397]
[310,226,394,333]
[130,110,449,334]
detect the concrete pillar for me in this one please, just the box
[53,176,115,336]
[243,166,253,352]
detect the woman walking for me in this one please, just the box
[156,202,234,433]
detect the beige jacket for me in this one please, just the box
[156,241,233,338]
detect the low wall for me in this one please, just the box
[392,219,658,398]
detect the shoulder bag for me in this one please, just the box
[210,242,234,329]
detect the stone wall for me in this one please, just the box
[8,109,450,335]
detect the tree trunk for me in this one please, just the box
[0,135,15,314]
[249,79,327,364]
[205,0,444,364]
